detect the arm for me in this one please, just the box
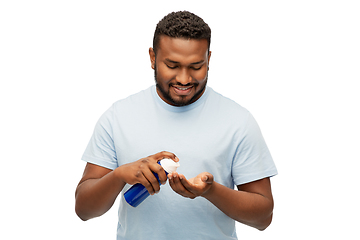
[168,172,274,231]
[75,151,178,221]
[75,163,122,221]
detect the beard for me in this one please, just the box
[154,62,208,107]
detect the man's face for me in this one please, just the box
[149,36,211,106]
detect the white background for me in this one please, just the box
[1,1,359,239]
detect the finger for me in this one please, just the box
[201,173,213,184]
[149,161,167,185]
[177,174,197,198]
[151,151,179,162]
[179,175,197,190]
[169,173,196,198]
[141,169,160,195]
[167,172,173,180]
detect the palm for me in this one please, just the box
[169,171,213,198]
[187,173,212,195]
[189,176,206,187]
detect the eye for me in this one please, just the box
[191,66,202,70]
[166,64,178,69]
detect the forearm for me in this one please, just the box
[75,170,126,221]
[202,181,273,230]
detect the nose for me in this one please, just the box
[175,68,192,85]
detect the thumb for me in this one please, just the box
[201,173,213,184]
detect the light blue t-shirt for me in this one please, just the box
[82,85,277,240]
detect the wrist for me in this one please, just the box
[113,165,127,186]
[201,180,216,199]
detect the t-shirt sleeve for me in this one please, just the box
[231,112,277,186]
[81,105,118,170]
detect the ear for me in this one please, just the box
[207,50,212,70]
[149,47,155,70]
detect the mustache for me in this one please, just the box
[170,82,199,87]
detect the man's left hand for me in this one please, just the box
[168,172,214,199]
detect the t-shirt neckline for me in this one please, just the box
[152,85,209,113]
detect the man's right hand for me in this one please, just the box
[114,151,178,195]
[75,151,178,221]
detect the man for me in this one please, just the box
[75,11,277,239]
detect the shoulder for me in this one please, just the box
[104,85,155,118]
[96,86,154,126]
[206,87,251,118]
[112,85,154,110]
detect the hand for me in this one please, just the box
[114,151,178,195]
[168,172,214,199]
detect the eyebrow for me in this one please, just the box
[165,58,205,65]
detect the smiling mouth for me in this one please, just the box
[175,86,192,90]
[172,85,194,95]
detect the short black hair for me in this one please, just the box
[153,11,211,54]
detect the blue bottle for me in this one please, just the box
[124,158,180,207]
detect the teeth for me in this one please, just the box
[176,86,191,90]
